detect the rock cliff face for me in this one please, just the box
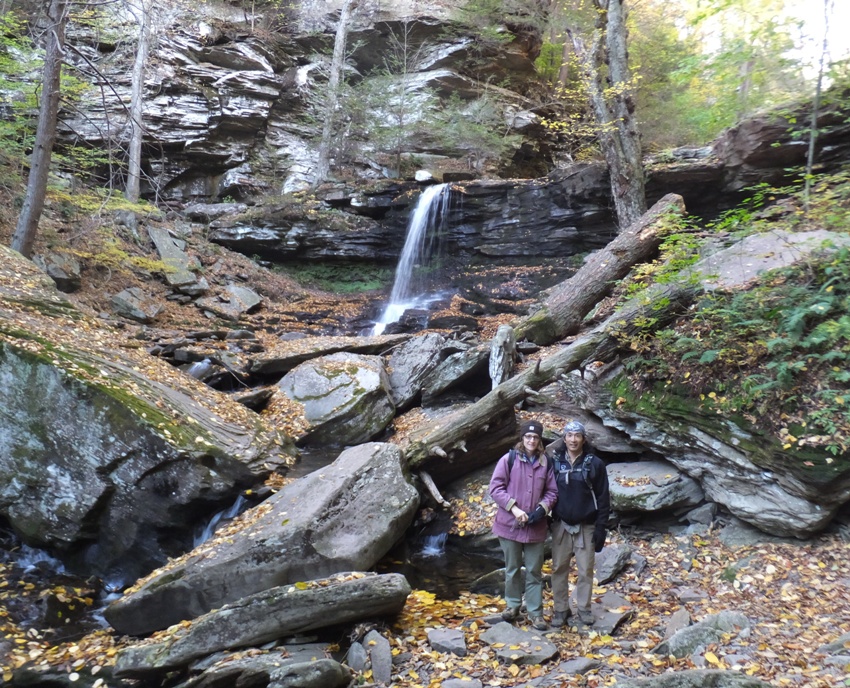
[59,0,544,201]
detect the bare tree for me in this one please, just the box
[12,0,70,258]
[124,0,153,203]
[804,0,833,212]
[312,0,359,188]
[568,0,646,230]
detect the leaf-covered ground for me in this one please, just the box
[3,527,849,686]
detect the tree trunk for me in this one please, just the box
[569,0,646,230]
[125,0,152,203]
[402,281,698,479]
[11,0,68,258]
[804,0,831,213]
[313,0,358,188]
[516,193,684,345]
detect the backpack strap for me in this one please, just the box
[582,454,598,510]
[507,448,546,480]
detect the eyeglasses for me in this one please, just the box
[523,434,540,440]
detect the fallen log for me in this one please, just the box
[515,193,686,346]
[416,194,686,405]
[402,282,698,475]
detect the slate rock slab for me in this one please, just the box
[818,631,850,655]
[114,572,410,677]
[592,591,634,636]
[427,627,467,657]
[653,611,750,659]
[363,630,393,684]
[596,542,633,584]
[480,621,558,665]
[442,680,483,688]
[608,460,704,512]
[530,657,600,685]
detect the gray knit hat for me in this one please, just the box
[563,420,586,436]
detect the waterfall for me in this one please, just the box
[12,543,66,575]
[193,495,247,547]
[419,532,448,557]
[373,183,451,335]
[184,358,213,380]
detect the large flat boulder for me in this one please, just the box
[104,442,419,636]
[608,460,704,512]
[114,572,409,677]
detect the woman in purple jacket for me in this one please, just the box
[489,420,558,631]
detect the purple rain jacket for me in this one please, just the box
[489,451,558,544]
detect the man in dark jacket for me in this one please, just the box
[547,420,610,627]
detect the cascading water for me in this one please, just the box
[372,183,452,335]
[193,495,248,547]
[419,532,448,557]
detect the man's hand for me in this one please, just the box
[593,525,607,553]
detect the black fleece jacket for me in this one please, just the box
[547,444,610,529]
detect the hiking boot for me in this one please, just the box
[501,606,520,622]
[578,610,594,625]
[551,609,572,627]
[531,615,548,631]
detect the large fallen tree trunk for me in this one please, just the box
[402,281,699,478]
[515,193,685,345]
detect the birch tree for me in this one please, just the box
[124,0,153,203]
[12,0,70,258]
[804,0,833,212]
[313,0,358,188]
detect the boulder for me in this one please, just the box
[249,333,410,376]
[272,352,396,446]
[421,345,490,404]
[114,572,407,677]
[195,284,262,321]
[608,460,705,513]
[599,397,847,536]
[111,286,163,323]
[268,659,352,688]
[479,622,558,665]
[104,442,419,635]
[591,591,634,636]
[653,611,750,659]
[33,251,82,293]
[148,225,210,297]
[362,629,393,684]
[388,332,446,409]
[0,245,293,581]
[595,542,633,584]
[534,657,600,683]
[427,628,467,657]
[164,647,343,688]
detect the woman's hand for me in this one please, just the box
[510,506,528,524]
